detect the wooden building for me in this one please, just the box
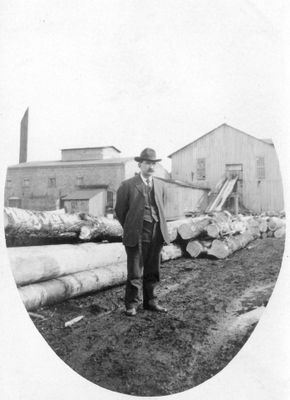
[168,124,284,213]
[62,187,109,216]
[4,144,210,219]
[157,177,209,220]
[5,146,170,214]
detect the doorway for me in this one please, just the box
[225,163,243,203]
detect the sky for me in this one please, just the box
[0,0,289,172]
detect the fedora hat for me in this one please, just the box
[134,148,162,163]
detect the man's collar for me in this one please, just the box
[139,173,153,185]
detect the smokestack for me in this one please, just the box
[19,107,29,163]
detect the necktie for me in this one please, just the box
[145,178,151,195]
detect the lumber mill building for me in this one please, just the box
[5,139,209,219]
[5,146,169,215]
[4,109,210,219]
[169,123,284,213]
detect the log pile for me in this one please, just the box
[8,241,183,311]
[4,207,286,311]
[4,207,190,247]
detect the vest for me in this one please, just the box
[143,182,159,223]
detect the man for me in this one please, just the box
[115,148,170,316]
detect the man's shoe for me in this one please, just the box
[144,301,168,313]
[125,307,137,316]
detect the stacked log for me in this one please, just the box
[186,241,209,258]
[207,232,255,259]
[268,217,286,232]
[274,226,286,238]
[184,213,286,259]
[7,242,127,286]
[4,207,86,247]
[166,218,190,242]
[161,243,183,262]
[178,216,211,240]
[4,207,286,311]
[19,263,128,311]
[79,215,123,241]
[8,241,183,310]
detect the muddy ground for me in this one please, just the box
[31,237,284,397]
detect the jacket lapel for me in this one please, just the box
[152,177,161,205]
[134,174,145,196]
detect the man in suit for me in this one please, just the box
[115,148,170,316]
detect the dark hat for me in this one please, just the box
[134,148,162,163]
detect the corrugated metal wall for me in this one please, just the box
[171,125,284,212]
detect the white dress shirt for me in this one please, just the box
[140,173,153,187]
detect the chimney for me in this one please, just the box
[19,107,29,163]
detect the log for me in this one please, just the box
[256,217,268,233]
[186,241,208,258]
[161,244,183,261]
[8,241,184,287]
[229,219,247,234]
[4,207,85,247]
[78,215,123,241]
[274,226,286,238]
[207,232,255,259]
[166,219,190,242]
[5,207,194,246]
[246,226,261,238]
[207,239,230,259]
[19,263,128,311]
[268,217,286,232]
[7,242,127,287]
[18,241,183,311]
[204,223,220,238]
[177,216,211,240]
[199,240,213,249]
[203,211,234,239]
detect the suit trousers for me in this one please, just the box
[125,221,164,309]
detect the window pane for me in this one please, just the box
[197,158,206,180]
[256,157,265,179]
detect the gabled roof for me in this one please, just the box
[8,157,134,169]
[168,123,274,158]
[261,138,274,145]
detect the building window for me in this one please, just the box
[48,177,56,188]
[107,190,114,209]
[76,176,84,186]
[196,158,206,180]
[8,197,21,208]
[6,179,12,188]
[23,178,30,187]
[256,157,265,180]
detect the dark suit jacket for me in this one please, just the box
[115,174,170,247]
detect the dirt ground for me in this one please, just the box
[31,237,284,397]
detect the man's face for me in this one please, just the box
[139,160,156,178]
